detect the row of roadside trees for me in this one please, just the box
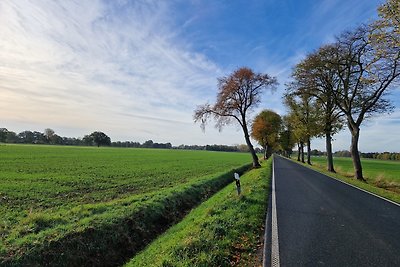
[282,0,399,181]
[194,0,399,181]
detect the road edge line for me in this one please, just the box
[271,156,280,267]
[278,155,400,208]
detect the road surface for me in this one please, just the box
[264,155,400,266]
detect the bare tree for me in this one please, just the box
[194,67,277,167]
[44,128,55,144]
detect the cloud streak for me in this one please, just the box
[0,0,227,143]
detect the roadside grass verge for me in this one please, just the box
[290,156,400,204]
[126,158,272,267]
[1,164,251,266]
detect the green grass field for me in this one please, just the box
[303,156,400,203]
[312,156,400,183]
[126,158,272,267]
[0,144,252,265]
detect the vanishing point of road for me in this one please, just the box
[264,155,400,267]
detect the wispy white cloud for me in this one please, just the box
[0,0,230,144]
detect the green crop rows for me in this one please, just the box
[0,144,251,264]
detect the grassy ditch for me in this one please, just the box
[291,156,400,204]
[1,163,251,266]
[126,158,272,267]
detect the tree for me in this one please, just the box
[89,131,111,147]
[290,46,345,172]
[142,140,154,148]
[0,128,7,143]
[237,144,250,152]
[83,135,94,146]
[330,25,400,180]
[251,110,282,159]
[18,131,35,143]
[32,131,46,144]
[283,91,322,165]
[6,131,18,143]
[53,134,64,145]
[194,67,277,167]
[285,109,306,162]
[279,116,296,158]
[44,128,55,144]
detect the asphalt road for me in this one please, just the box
[265,155,400,267]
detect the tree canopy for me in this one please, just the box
[88,131,111,147]
[251,110,282,159]
[283,90,322,164]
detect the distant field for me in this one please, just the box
[0,144,251,265]
[311,156,400,182]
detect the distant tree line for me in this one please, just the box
[294,149,400,161]
[0,127,258,153]
[173,144,261,153]
[0,128,83,145]
[333,150,400,161]
[111,140,172,149]
[361,152,400,161]
[0,128,112,147]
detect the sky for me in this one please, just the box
[0,0,399,152]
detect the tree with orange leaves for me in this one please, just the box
[251,110,282,160]
[193,67,277,167]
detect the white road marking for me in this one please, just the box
[271,157,280,267]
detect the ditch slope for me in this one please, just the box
[126,159,272,266]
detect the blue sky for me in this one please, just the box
[0,0,399,152]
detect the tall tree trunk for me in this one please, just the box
[349,126,365,181]
[326,132,335,172]
[242,123,260,168]
[263,144,267,160]
[297,143,301,161]
[307,137,312,165]
[266,145,273,159]
[300,142,305,163]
